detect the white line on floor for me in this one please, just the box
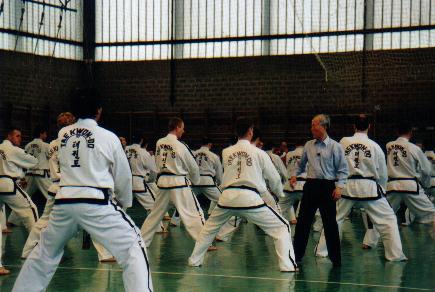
[5,265,431,291]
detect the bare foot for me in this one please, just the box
[362,244,371,250]
[2,228,12,234]
[207,246,218,252]
[0,267,10,276]
[290,220,297,225]
[163,216,171,221]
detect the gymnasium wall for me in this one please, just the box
[0,50,83,141]
[94,48,435,149]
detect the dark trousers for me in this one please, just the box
[294,179,341,265]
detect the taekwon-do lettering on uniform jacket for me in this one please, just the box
[387,145,407,167]
[227,151,252,179]
[0,150,6,160]
[196,152,209,167]
[126,148,138,159]
[344,143,372,169]
[60,128,95,168]
[156,144,176,170]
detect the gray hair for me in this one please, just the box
[313,114,330,130]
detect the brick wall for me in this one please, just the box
[94,48,435,150]
[0,50,83,141]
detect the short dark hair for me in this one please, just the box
[168,117,183,132]
[70,88,102,119]
[201,136,211,145]
[6,127,20,137]
[252,127,262,142]
[397,120,412,136]
[235,117,254,138]
[33,125,48,138]
[354,114,370,131]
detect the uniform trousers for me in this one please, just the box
[315,197,407,261]
[363,190,434,248]
[21,194,55,258]
[141,186,205,247]
[294,179,341,265]
[9,175,50,226]
[279,191,303,221]
[0,186,38,232]
[135,183,166,233]
[188,204,297,272]
[12,201,153,292]
[214,190,280,242]
[387,191,434,224]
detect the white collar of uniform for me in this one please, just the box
[77,118,98,127]
[33,138,43,142]
[397,137,409,142]
[296,145,304,149]
[354,132,368,138]
[315,135,330,146]
[237,139,251,146]
[167,133,178,140]
[266,150,273,155]
[131,143,141,148]
[199,146,209,151]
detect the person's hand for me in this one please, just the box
[290,176,297,188]
[332,187,342,201]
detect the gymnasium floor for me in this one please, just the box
[0,200,434,292]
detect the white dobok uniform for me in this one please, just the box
[281,147,306,221]
[424,150,435,202]
[192,146,223,204]
[385,137,434,223]
[21,138,60,258]
[126,144,165,233]
[0,140,39,268]
[140,133,205,247]
[188,139,297,272]
[315,133,407,261]
[24,138,52,199]
[12,118,152,292]
[8,138,50,226]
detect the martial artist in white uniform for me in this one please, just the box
[8,129,51,226]
[22,113,76,259]
[0,129,39,275]
[315,115,407,261]
[189,118,298,272]
[140,117,206,248]
[385,123,434,223]
[281,144,306,224]
[192,138,223,208]
[24,128,52,199]
[125,137,166,233]
[12,91,152,292]
[265,146,287,212]
[424,150,435,202]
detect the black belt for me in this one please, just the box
[348,175,376,181]
[157,173,190,189]
[0,175,18,195]
[132,174,145,178]
[55,186,110,205]
[224,185,260,195]
[27,169,50,178]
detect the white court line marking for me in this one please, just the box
[5,265,432,291]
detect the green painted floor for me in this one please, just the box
[0,200,434,291]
